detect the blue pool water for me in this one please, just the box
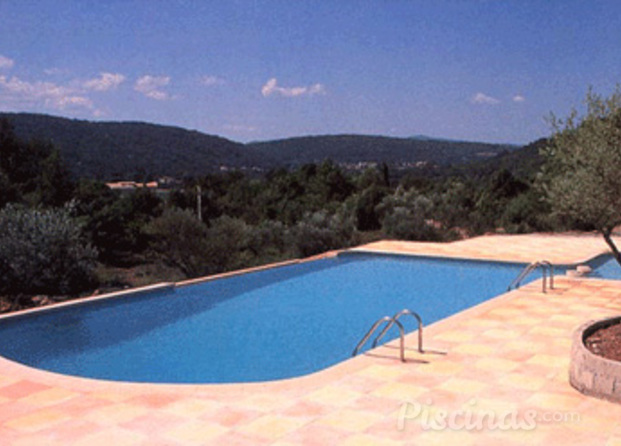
[585,254,621,280]
[0,252,614,384]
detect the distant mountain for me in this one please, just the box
[446,137,546,180]
[0,113,266,179]
[248,134,516,169]
[0,113,520,180]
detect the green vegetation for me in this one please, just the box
[542,86,621,265]
[0,205,97,309]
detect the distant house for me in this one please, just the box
[105,181,159,191]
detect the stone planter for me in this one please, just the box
[569,316,621,403]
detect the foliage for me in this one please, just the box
[541,86,621,262]
[0,119,74,208]
[378,188,446,241]
[0,205,98,298]
[146,208,213,277]
[353,184,389,231]
[288,210,355,257]
[73,185,162,265]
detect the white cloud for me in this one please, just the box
[83,72,125,91]
[0,55,14,70]
[223,123,258,132]
[134,75,171,100]
[472,92,500,105]
[200,75,225,86]
[513,94,526,103]
[261,78,325,98]
[0,74,95,112]
[43,67,70,76]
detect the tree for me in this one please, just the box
[146,208,213,277]
[542,86,621,264]
[288,210,354,257]
[37,149,75,207]
[377,187,445,241]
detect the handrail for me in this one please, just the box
[539,260,554,290]
[508,260,554,293]
[352,316,405,362]
[372,309,424,353]
[507,262,536,290]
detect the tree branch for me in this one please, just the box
[602,227,621,267]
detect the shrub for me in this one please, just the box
[288,210,354,257]
[0,205,98,297]
[379,191,444,241]
[146,207,213,277]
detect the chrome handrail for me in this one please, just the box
[539,260,554,290]
[372,309,423,353]
[352,316,405,362]
[508,260,554,293]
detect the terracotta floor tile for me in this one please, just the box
[357,364,408,381]
[71,427,147,446]
[334,373,385,394]
[474,357,520,373]
[436,377,487,395]
[525,392,588,411]
[4,408,72,433]
[18,387,81,407]
[127,392,181,409]
[0,380,51,400]
[83,402,150,425]
[163,419,230,444]
[305,385,363,407]
[347,394,403,415]
[499,372,548,391]
[38,418,104,443]
[452,343,496,356]
[210,430,273,446]
[418,360,464,376]
[162,397,221,418]
[281,422,350,445]
[481,328,522,340]
[316,408,380,432]
[239,414,309,440]
[371,381,428,400]
[205,405,263,427]
[339,433,404,446]
[121,410,186,433]
[526,353,569,368]
[280,400,334,418]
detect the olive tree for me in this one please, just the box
[542,86,621,264]
[0,205,98,300]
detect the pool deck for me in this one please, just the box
[1,233,621,445]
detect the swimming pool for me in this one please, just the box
[0,252,605,384]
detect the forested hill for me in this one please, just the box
[248,135,516,168]
[0,112,518,180]
[0,113,263,179]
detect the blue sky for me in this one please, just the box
[0,1,620,144]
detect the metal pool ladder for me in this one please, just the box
[508,260,554,293]
[352,309,424,362]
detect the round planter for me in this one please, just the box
[569,316,621,403]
